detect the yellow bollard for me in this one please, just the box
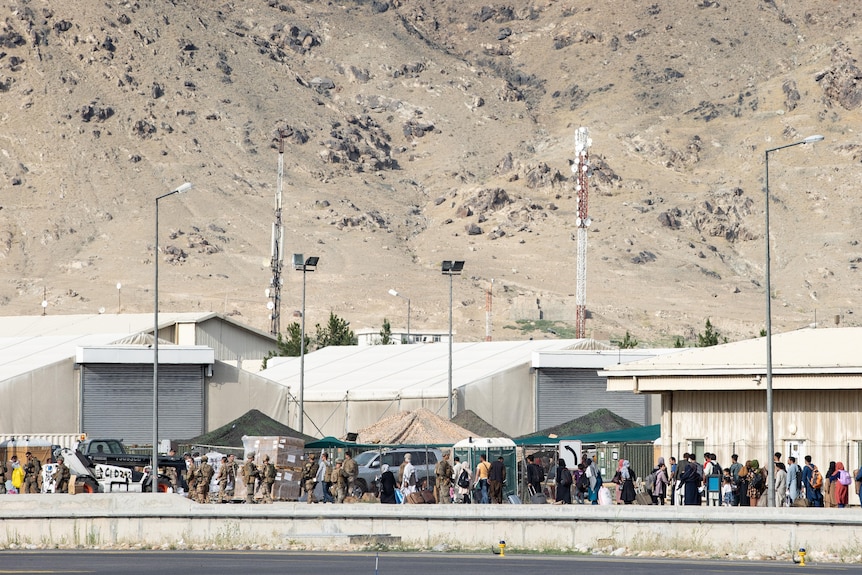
[798,548,806,567]
[499,540,506,557]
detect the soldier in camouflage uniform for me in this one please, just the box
[197,456,214,503]
[53,455,71,494]
[242,452,259,504]
[302,453,320,503]
[216,456,232,503]
[333,458,347,503]
[435,451,454,504]
[24,452,42,494]
[164,449,179,492]
[341,450,358,499]
[183,453,198,499]
[260,455,277,504]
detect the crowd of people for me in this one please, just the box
[642,451,862,507]
[9,446,859,508]
[0,451,70,494]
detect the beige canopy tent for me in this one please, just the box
[355,408,475,445]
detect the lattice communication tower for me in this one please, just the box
[573,127,592,339]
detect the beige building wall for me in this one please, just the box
[658,388,862,505]
[0,359,78,433]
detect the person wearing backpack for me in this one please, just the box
[452,456,471,504]
[746,459,766,506]
[829,461,850,508]
[803,455,824,507]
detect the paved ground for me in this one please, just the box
[0,550,841,574]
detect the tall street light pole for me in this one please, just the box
[294,254,319,434]
[388,289,411,343]
[153,182,192,494]
[764,134,823,507]
[441,260,464,420]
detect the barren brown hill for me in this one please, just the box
[1,0,860,346]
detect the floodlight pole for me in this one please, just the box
[441,261,464,420]
[763,135,822,507]
[154,182,191,494]
[295,255,319,434]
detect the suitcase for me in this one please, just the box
[407,492,425,504]
[507,494,522,504]
[636,490,653,505]
[530,493,547,504]
[420,489,436,504]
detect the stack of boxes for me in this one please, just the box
[239,435,304,502]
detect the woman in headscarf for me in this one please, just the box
[378,463,397,504]
[737,461,750,507]
[586,458,601,505]
[612,459,625,504]
[747,459,766,506]
[400,453,417,497]
[652,457,669,505]
[829,462,849,508]
[555,458,572,504]
[824,461,837,508]
[680,455,701,505]
[774,461,787,507]
[618,459,637,504]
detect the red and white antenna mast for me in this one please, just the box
[573,127,592,339]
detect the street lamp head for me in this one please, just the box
[304,256,319,268]
[441,260,465,274]
[173,182,193,194]
[388,289,399,297]
[802,135,824,144]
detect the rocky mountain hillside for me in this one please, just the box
[1,0,860,345]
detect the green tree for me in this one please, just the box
[378,318,393,345]
[613,330,639,349]
[315,311,356,347]
[261,322,310,369]
[696,318,727,347]
[673,336,685,348]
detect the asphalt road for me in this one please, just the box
[0,551,851,575]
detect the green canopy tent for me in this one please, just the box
[512,424,660,446]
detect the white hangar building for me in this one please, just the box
[259,340,672,438]
[0,313,278,443]
[1,312,673,444]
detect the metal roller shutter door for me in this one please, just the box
[536,368,646,430]
[81,364,204,444]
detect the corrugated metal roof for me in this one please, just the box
[0,312,275,341]
[259,339,582,400]
[0,312,268,383]
[604,327,862,378]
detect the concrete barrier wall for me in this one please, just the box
[1,494,861,559]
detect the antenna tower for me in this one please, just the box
[573,127,592,339]
[268,130,287,335]
[485,279,494,341]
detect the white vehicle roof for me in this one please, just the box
[453,437,516,449]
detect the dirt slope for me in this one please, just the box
[1,0,860,346]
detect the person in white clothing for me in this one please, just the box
[452,456,472,504]
[400,453,417,497]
